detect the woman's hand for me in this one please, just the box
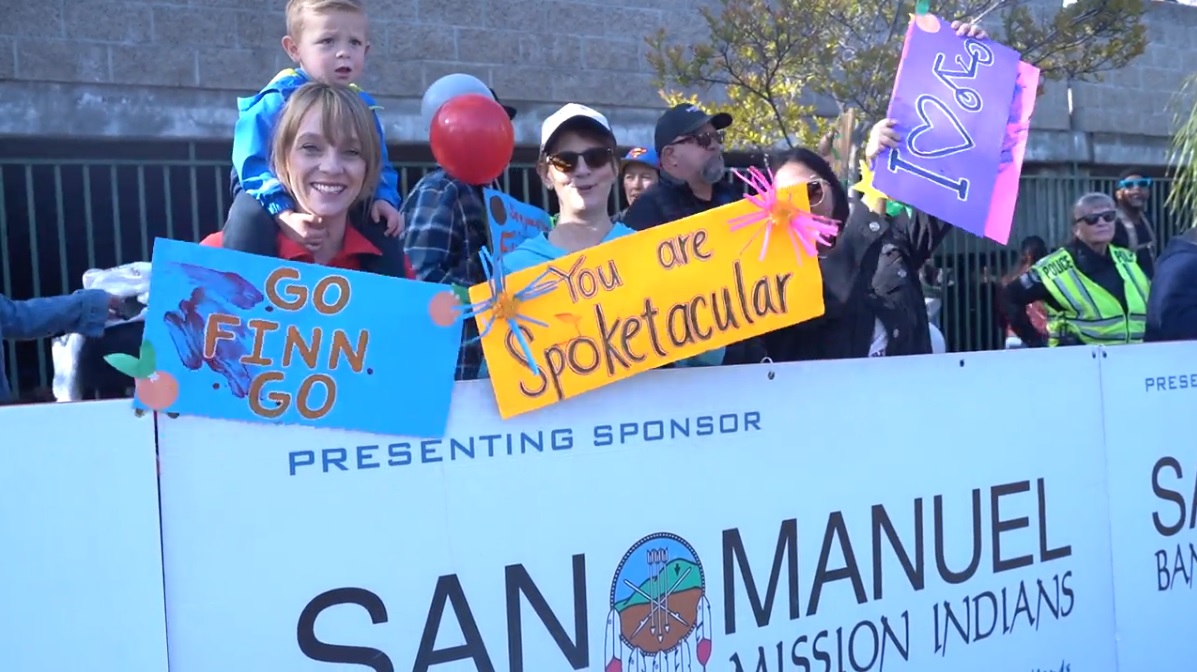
[864,118,901,163]
[951,20,986,39]
[371,200,405,237]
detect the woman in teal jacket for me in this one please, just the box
[481,103,724,377]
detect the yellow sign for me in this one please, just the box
[470,185,827,418]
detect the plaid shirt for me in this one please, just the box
[401,169,490,380]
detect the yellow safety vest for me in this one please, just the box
[1033,245,1150,346]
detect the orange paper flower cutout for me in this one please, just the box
[729,166,840,262]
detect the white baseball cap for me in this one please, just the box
[540,103,615,153]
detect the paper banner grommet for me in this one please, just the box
[760,356,776,380]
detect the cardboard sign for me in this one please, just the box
[484,188,553,254]
[137,238,463,437]
[872,14,1023,242]
[471,186,826,418]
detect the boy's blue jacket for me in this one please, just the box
[232,68,401,217]
[478,223,725,378]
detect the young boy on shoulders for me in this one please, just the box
[222,0,407,277]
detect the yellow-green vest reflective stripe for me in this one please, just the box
[1034,245,1150,346]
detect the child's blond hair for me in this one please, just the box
[270,82,382,212]
[285,0,367,37]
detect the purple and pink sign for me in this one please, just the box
[873,14,1037,244]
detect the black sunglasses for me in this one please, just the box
[546,147,613,173]
[1118,177,1152,190]
[1076,210,1117,226]
[672,130,725,149]
[805,178,828,208]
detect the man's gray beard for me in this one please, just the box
[699,156,726,184]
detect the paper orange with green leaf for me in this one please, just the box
[470,183,833,419]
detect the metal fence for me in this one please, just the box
[0,144,1185,398]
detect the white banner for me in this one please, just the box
[158,348,1117,672]
[1101,341,1197,671]
[0,400,169,672]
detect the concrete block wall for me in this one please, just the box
[0,0,699,148]
[0,0,1193,165]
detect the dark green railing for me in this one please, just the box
[0,145,1185,398]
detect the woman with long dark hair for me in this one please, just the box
[761,121,955,360]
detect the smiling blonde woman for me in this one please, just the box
[203,82,389,271]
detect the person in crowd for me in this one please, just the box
[1145,223,1197,341]
[614,147,659,223]
[621,103,739,232]
[505,105,632,273]
[998,236,1049,349]
[53,262,150,402]
[619,103,763,364]
[220,0,407,277]
[496,104,722,371]
[1001,193,1151,347]
[762,20,984,361]
[202,82,384,274]
[1,290,125,404]
[402,89,518,381]
[763,136,947,359]
[1112,168,1157,278]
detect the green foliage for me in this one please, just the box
[645,0,838,151]
[646,0,1148,152]
[1167,74,1197,227]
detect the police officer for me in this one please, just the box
[1001,193,1151,347]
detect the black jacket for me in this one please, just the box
[763,198,951,361]
[1146,228,1197,342]
[1001,240,1131,347]
[621,174,741,232]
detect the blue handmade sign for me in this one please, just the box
[130,238,463,437]
[483,188,553,254]
[872,14,1021,239]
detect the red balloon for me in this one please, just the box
[430,94,514,186]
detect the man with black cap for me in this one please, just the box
[622,103,767,365]
[402,88,518,381]
[621,103,739,232]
